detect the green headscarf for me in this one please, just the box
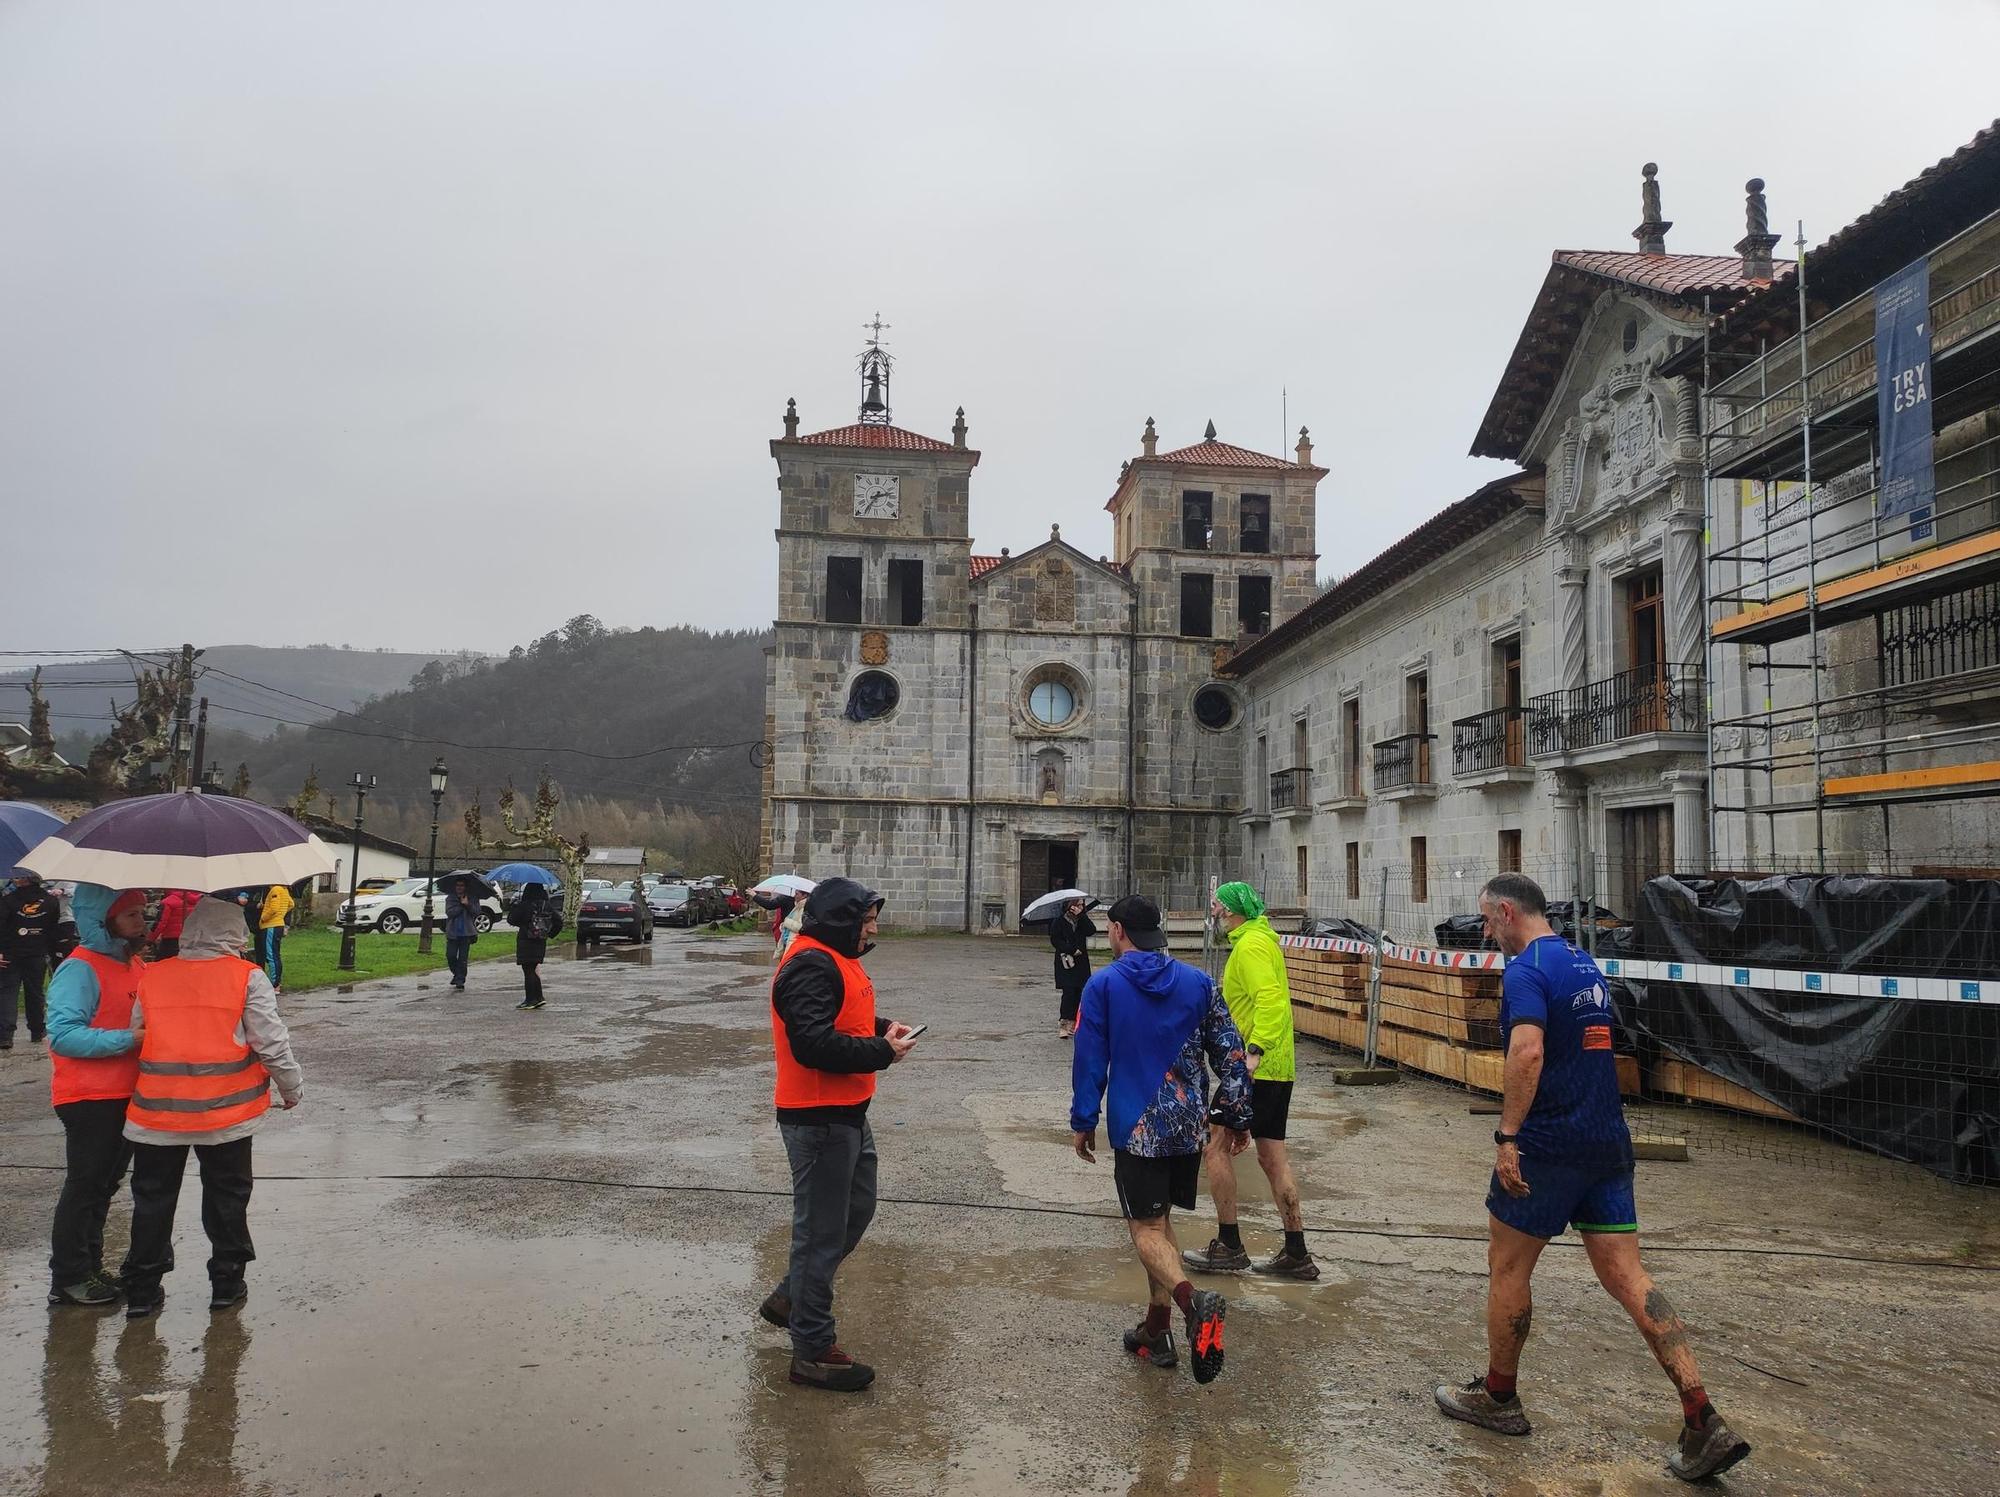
[1214,882,1266,921]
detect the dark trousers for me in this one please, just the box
[50,1098,134,1287]
[125,1137,256,1292]
[258,928,284,988]
[1,955,49,1043]
[1058,982,1085,1025]
[775,1120,878,1358]
[445,936,472,986]
[522,965,543,1004]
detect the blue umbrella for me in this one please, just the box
[1,802,67,879]
[486,862,559,886]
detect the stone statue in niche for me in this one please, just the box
[1036,748,1064,804]
[1033,557,1074,625]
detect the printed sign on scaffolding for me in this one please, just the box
[1874,257,1934,541]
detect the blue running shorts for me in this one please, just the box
[1487,1156,1637,1241]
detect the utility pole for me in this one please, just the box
[337,772,376,972]
[189,696,210,792]
[169,643,196,790]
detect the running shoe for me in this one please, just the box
[518,999,545,1011]
[1182,1289,1227,1384]
[1433,1377,1531,1436]
[124,1286,166,1321]
[758,1289,791,1329]
[1668,1411,1751,1482]
[1121,1321,1178,1369]
[789,1345,875,1393]
[1253,1248,1321,1281]
[210,1280,248,1312]
[47,1279,119,1308]
[1181,1237,1252,1273]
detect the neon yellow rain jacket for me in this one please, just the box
[1221,916,1295,1082]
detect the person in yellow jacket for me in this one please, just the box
[256,882,293,994]
[1182,881,1319,1280]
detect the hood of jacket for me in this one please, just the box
[800,877,883,959]
[70,882,137,958]
[1112,948,1183,997]
[180,895,253,960]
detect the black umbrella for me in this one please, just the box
[431,870,498,901]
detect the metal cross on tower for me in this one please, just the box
[857,312,894,425]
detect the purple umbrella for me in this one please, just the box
[1,801,65,879]
[18,791,335,890]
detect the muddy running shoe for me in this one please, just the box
[1433,1377,1531,1436]
[47,1279,120,1308]
[1182,1289,1227,1384]
[1181,1237,1252,1273]
[124,1286,165,1321]
[758,1289,791,1329]
[517,998,545,1011]
[1668,1412,1751,1482]
[1121,1321,1178,1369]
[210,1281,248,1312]
[789,1345,875,1393]
[1253,1248,1321,1281]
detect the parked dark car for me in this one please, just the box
[578,883,654,945]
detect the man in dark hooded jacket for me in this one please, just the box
[759,877,920,1392]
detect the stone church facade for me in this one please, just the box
[761,379,1325,930]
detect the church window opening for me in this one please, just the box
[1239,495,1270,554]
[844,670,900,722]
[1028,678,1077,728]
[1180,574,1214,637]
[1296,845,1309,898]
[1238,575,1272,637]
[1345,841,1361,900]
[1410,836,1429,903]
[1181,491,1213,550]
[1192,684,1238,731]
[1621,317,1639,353]
[887,559,924,626]
[825,556,863,624]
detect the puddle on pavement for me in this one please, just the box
[684,948,773,966]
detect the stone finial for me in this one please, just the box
[1295,425,1314,467]
[1000,547,1010,557]
[1203,419,1217,441]
[1736,177,1780,282]
[1141,417,1157,457]
[1120,459,1130,476]
[1632,162,1671,255]
[783,397,799,439]
[1051,522,1061,542]
[952,405,968,449]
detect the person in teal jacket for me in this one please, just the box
[1182,881,1320,1281]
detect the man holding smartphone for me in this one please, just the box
[760,877,919,1393]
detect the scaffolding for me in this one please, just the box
[1701,206,2000,870]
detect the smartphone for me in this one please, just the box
[900,1023,928,1039]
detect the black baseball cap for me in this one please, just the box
[1106,894,1168,950]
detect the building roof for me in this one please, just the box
[1678,118,2000,373]
[297,812,421,860]
[786,422,970,455]
[969,554,1005,578]
[1472,251,1790,461]
[1223,470,1545,677]
[1103,434,1326,512]
[970,536,1134,589]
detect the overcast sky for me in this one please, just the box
[4,0,1996,657]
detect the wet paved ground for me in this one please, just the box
[1,930,1996,1496]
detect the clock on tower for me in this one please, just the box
[853,473,900,519]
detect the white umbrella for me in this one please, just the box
[1022,888,1095,923]
[20,791,336,890]
[751,874,817,897]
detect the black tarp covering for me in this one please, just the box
[1433,901,1623,951]
[1610,875,2000,1184]
[1298,915,1380,943]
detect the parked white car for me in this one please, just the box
[336,878,502,935]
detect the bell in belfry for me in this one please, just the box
[860,370,886,418]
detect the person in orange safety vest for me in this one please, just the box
[121,895,302,1319]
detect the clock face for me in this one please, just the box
[853,473,900,519]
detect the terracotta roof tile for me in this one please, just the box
[1551,250,1792,297]
[969,554,1004,578]
[789,423,962,453]
[1153,439,1299,470]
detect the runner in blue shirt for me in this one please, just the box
[1432,873,1750,1483]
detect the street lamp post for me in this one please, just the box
[418,757,448,954]
[336,771,376,972]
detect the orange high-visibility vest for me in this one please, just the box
[770,933,878,1111]
[125,957,271,1134]
[49,949,143,1106]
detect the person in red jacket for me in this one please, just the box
[148,889,198,960]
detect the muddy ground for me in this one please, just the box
[1,931,1995,1496]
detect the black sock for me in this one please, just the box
[1218,1222,1243,1250]
[1284,1230,1307,1256]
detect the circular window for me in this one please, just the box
[844,670,900,722]
[1029,679,1076,727]
[1192,684,1238,730]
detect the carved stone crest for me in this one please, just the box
[859,630,889,666]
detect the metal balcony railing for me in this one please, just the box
[1881,580,2000,688]
[1528,665,1704,756]
[1372,733,1435,790]
[1452,707,1528,775]
[1269,767,1309,811]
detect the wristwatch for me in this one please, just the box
[1493,1130,1519,1146]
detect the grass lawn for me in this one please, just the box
[277,927,514,993]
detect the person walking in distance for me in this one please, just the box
[255,881,293,994]
[43,885,147,1307]
[147,888,198,961]
[507,884,553,1011]
[1,872,63,1049]
[1050,897,1095,1039]
[122,896,302,1317]
[759,878,920,1392]
[1432,873,1751,1482]
[1184,881,1319,1280]
[1070,894,1252,1385]
[443,878,478,991]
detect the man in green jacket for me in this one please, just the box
[1183,882,1319,1280]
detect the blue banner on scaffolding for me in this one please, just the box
[1875,257,1934,540]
